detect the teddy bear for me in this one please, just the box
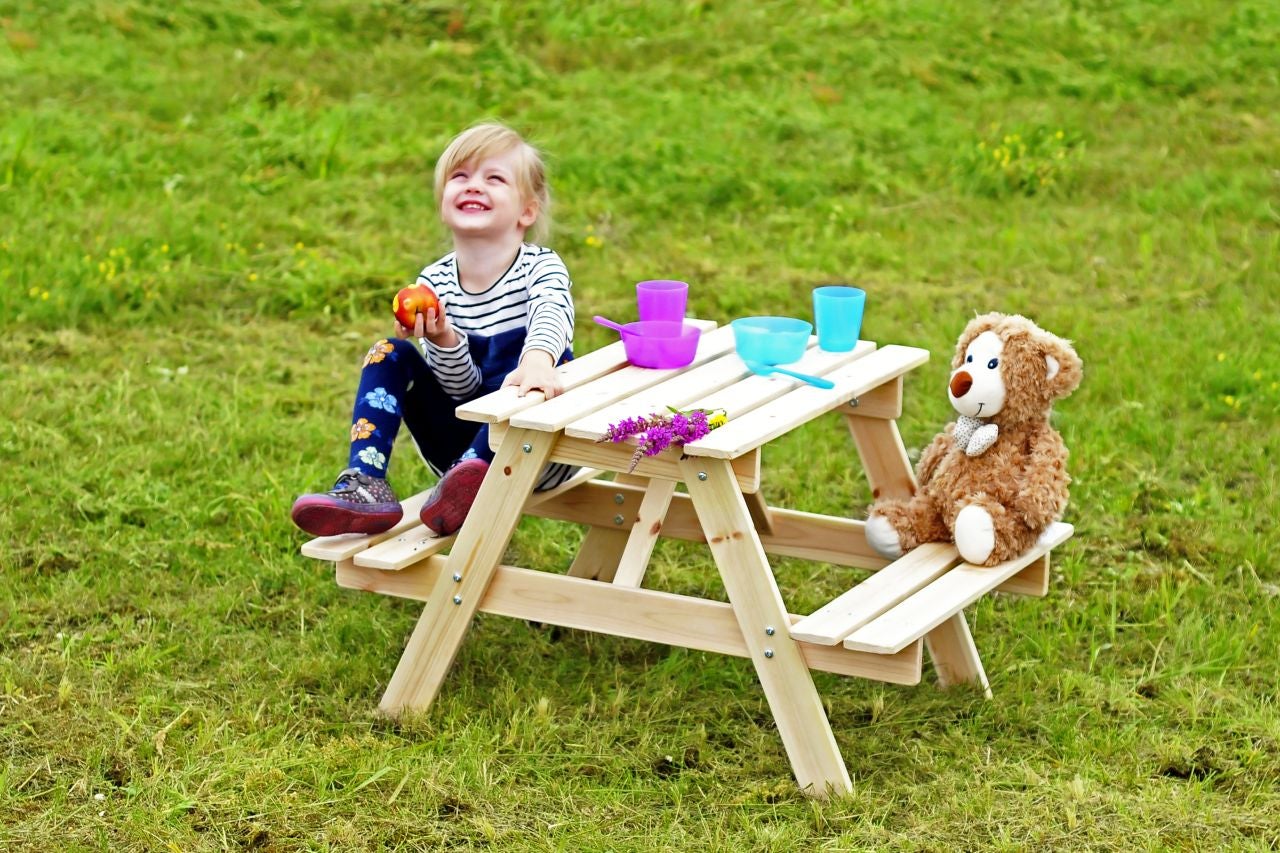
[864,313,1083,567]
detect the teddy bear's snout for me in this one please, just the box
[949,371,973,398]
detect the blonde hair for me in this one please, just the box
[433,122,552,244]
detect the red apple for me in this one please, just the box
[392,284,440,329]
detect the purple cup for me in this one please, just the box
[636,279,689,323]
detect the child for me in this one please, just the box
[291,122,575,538]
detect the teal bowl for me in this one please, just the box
[731,317,812,365]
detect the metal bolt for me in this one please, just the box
[614,493,625,505]
[697,472,708,481]
[765,626,776,636]
[613,514,625,525]
[452,595,462,605]
[452,573,462,583]
[522,443,532,453]
[849,397,860,408]
[764,649,774,659]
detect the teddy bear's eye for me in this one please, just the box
[987,358,999,369]
[966,354,973,363]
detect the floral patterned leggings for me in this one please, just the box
[348,337,493,479]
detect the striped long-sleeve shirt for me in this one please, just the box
[415,244,575,401]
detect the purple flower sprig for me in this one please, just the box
[599,406,728,472]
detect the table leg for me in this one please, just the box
[844,415,916,501]
[566,528,630,580]
[567,472,647,582]
[379,428,555,715]
[680,457,852,799]
[612,477,677,588]
[924,611,993,698]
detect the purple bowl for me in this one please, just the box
[615,321,701,368]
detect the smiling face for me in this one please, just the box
[948,330,1007,418]
[439,147,539,241]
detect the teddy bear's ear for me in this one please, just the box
[1040,333,1083,399]
[951,312,1005,370]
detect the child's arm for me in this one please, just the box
[397,303,483,401]
[520,251,575,379]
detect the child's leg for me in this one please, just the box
[292,337,458,537]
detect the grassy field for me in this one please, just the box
[3,0,1279,849]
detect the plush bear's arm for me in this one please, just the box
[1011,428,1071,530]
[915,429,952,487]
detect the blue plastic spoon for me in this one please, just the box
[742,359,835,389]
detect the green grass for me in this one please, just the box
[3,0,1279,849]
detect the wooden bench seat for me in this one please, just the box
[790,522,1071,650]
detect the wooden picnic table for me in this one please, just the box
[301,319,1071,798]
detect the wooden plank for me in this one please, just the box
[687,341,876,425]
[591,473,651,583]
[843,522,1074,654]
[299,490,434,562]
[612,478,677,588]
[789,543,962,645]
[379,429,555,715]
[526,480,890,570]
[563,340,870,442]
[680,456,852,799]
[336,558,923,685]
[997,553,1051,597]
[562,326,752,440]
[566,527,630,581]
[685,345,929,459]
[846,416,917,502]
[547,434,761,494]
[925,612,992,697]
[353,466,602,571]
[508,325,735,433]
[846,376,903,419]
[455,318,719,425]
[744,490,775,536]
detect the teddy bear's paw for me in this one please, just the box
[865,514,904,559]
[955,505,995,565]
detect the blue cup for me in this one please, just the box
[812,286,866,352]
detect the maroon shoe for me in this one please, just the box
[420,458,490,536]
[291,468,403,536]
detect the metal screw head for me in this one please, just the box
[765,626,776,636]
[522,443,532,453]
[697,472,708,481]
[452,573,462,582]
[614,493,625,505]
[613,514,624,525]
[763,649,775,659]
[849,397,860,408]
[452,595,462,605]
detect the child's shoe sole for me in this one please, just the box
[291,496,402,537]
[420,458,490,536]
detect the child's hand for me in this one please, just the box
[502,350,562,399]
[395,305,458,348]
